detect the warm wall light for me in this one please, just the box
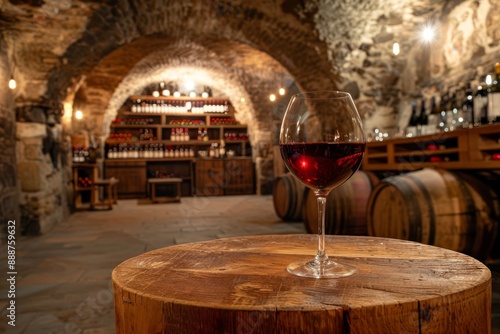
[420,24,436,43]
[152,90,160,97]
[240,97,246,103]
[75,110,83,120]
[392,43,400,56]
[269,94,276,102]
[279,88,285,95]
[162,89,170,96]
[8,77,16,89]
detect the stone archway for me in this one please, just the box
[52,1,337,193]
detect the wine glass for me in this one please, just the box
[279,91,366,278]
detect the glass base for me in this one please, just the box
[287,258,356,278]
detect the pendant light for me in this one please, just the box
[8,76,16,89]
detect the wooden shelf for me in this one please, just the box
[111,124,161,128]
[105,139,221,145]
[478,143,500,151]
[107,98,249,157]
[106,158,196,162]
[72,164,99,210]
[363,123,500,171]
[105,95,253,198]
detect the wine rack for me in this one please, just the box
[72,163,99,209]
[363,123,500,171]
[106,96,251,160]
[104,96,255,198]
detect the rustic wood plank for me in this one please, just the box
[112,234,491,333]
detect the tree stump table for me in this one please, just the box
[112,234,491,333]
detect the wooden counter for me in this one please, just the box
[112,234,491,333]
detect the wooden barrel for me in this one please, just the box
[272,173,306,221]
[113,235,491,333]
[303,170,379,235]
[474,170,500,259]
[491,230,500,259]
[367,168,499,260]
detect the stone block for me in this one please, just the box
[24,143,43,161]
[18,161,42,192]
[0,163,17,189]
[17,122,46,139]
[0,192,20,232]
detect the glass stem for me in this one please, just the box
[316,196,328,263]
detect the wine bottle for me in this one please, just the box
[409,102,419,127]
[487,62,500,124]
[418,98,428,126]
[448,91,460,131]
[474,83,488,126]
[436,94,448,132]
[462,85,474,128]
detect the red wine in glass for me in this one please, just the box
[280,142,365,191]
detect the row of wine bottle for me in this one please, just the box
[130,99,229,114]
[408,62,500,131]
[107,144,196,159]
[106,142,236,159]
[72,147,96,163]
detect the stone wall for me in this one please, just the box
[15,121,69,235]
[0,41,20,237]
[324,0,500,133]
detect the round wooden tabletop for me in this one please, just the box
[112,234,491,333]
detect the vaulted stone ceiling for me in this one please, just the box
[2,0,458,139]
[4,0,499,229]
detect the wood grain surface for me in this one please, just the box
[112,234,491,334]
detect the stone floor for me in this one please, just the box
[0,195,499,334]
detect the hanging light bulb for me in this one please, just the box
[269,94,276,102]
[152,90,160,97]
[279,88,285,95]
[8,76,16,89]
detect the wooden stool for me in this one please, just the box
[112,235,491,334]
[147,178,182,203]
[91,177,119,209]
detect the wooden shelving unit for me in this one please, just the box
[72,163,99,210]
[106,96,251,159]
[363,123,500,172]
[104,96,255,198]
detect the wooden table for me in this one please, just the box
[112,235,491,334]
[91,177,119,210]
[147,177,182,203]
